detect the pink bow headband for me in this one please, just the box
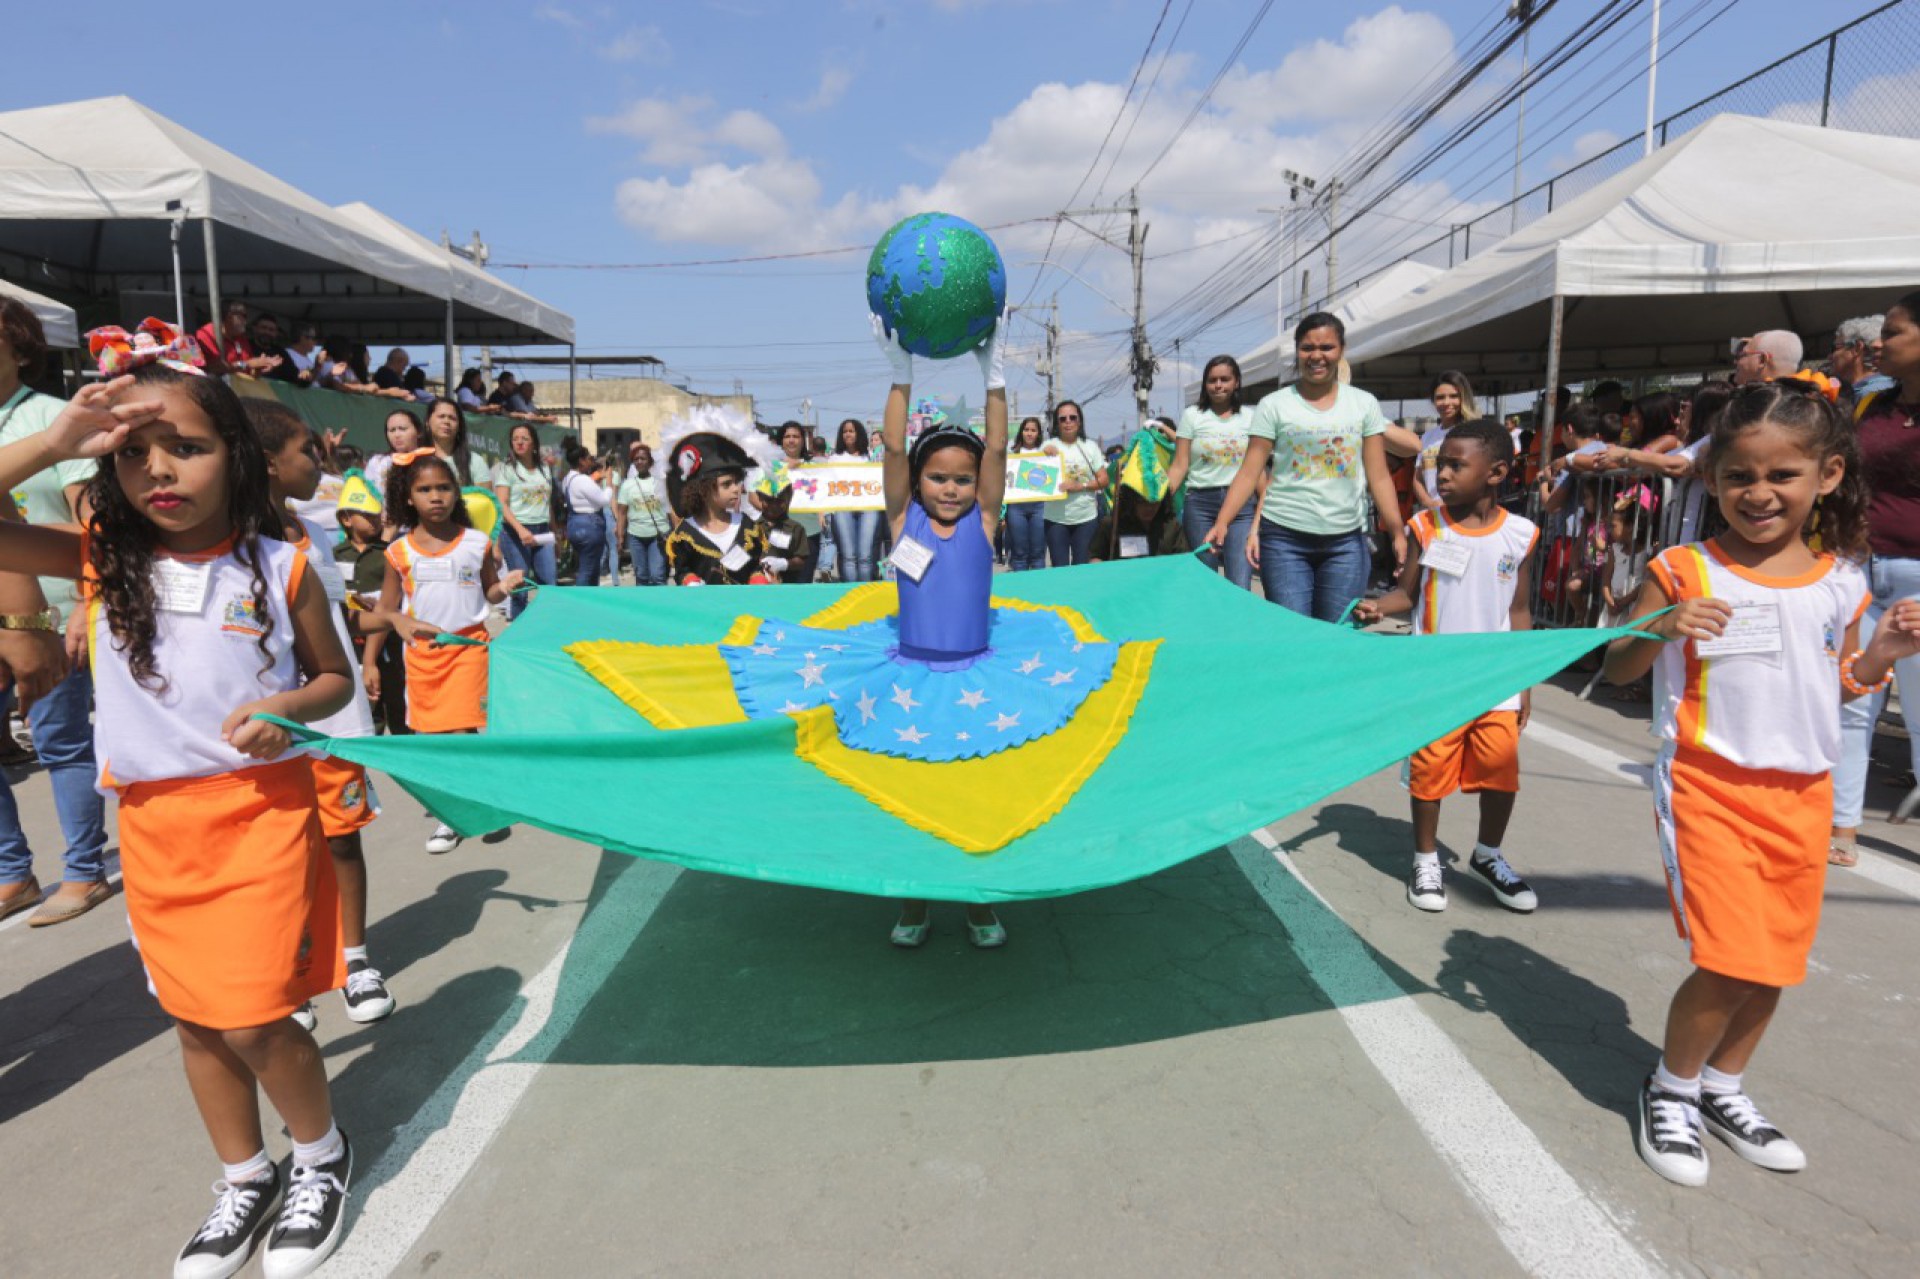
[87,318,205,377]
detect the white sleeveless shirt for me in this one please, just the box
[385,528,492,633]
[90,536,307,788]
[292,517,376,739]
[1407,507,1540,712]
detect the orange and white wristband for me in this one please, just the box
[1840,649,1893,697]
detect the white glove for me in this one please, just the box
[975,309,1008,391]
[871,315,913,385]
[761,556,790,575]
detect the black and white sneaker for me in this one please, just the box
[1408,859,1447,912]
[1469,851,1539,913]
[342,958,395,1024]
[262,1135,352,1279]
[174,1170,281,1279]
[1636,1077,1710,1186]
[424,822,461,855]
[289,1002,317,1033]
[1700,1090,1806,1172]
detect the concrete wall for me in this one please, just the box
[542,376,756,452]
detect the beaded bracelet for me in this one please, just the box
[1840,649,1892,697]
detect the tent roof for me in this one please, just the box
[1345,114,1920,388]
[0,278,77,348]
[1213,260,1444,395]
[0,96,572,345]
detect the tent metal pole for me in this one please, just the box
[201,220,222,342]
[569,343,578,446]
[443,295,454,401]
[1537,293,1564,482]
[169,215,187,332]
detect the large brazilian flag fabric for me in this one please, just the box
[307,557,1633,902]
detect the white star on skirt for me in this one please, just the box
[989,711,1022,731]
[1045,668,1077,686]
[895,725,929,745]
[890,684,921,712]
[1016,654,1045,675]
[856,690,878,724]
[956,688,989,708]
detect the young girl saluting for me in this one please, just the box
[0,336,360,1279]
[370,451,522,853]
[871,312,1012,947]
[1604,380,1920,1188]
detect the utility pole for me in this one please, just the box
[1044,296,1060,414]
[442,229,489,395]
[1509,0,1536,233]
[1267,170,1320,349]
[1644,0,1663,156]
[1323,180,1342,303]
[1055,189,1154,431]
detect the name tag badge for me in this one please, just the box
[891,535,936,582]
[720,545,751,573]
[1119,535,1151,559]
[412,557,454,584]
[1420,536,1473,577]
[1693,600,1784,660]
[770,529,793,550]
[153,558,212,614]
[317,565,348,603]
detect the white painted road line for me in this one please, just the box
[327,857,682,1279]
[1527,712,1920,905]
[1239,829,1663,1279]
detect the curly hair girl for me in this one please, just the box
[1706,379,1869,561]
[84,364,284,692]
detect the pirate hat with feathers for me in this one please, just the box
[657,404,779,513]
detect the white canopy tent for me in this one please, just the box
[1345,114,1920,402]
[0,96,573,353]
[0,278,77,349]
[1213,260,1444,398]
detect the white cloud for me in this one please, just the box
[587,96,717,168]
[1570,129,1621,164]
[533,3,585,30]
[602,23,670,63]
[1214,6,1456,126]
[797,64,856,113]
[1770,67,1920,133]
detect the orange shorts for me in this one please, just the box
[1408,710,1521,801]
[118,758,347,1029]
[310,754,378,840]
[1653,744,1829,987]
[404,625,489,732]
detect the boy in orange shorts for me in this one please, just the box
[250,401,397,1027]
[1357,421,1540,913]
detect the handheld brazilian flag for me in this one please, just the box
[1110,426,1179,517]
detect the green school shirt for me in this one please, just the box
[0,388,95,612]
[1176,405,1256,489]
[1249,384,1386,535]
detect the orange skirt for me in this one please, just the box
[1653,745,1829,987]
[404,624,490,732]
[118,758,346,1029]
[310,754,379,839]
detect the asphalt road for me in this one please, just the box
[3,673,1916,1278]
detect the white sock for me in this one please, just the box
[343,945,369,965]
[1413,850,1440,870]
[222,1150,274,1185]
[1652,1058,1701,1100]
[1473,842,1502,862]
[291,1123,345,1170]
[1700,1064,1743,1096]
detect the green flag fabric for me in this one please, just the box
[310,558,1632,902]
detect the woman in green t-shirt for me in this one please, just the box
[1204,312,1412,621]
[493,422,556,618]
[1165,354,1261,590]
[615,443,673,585]
[1041,400,1108,567]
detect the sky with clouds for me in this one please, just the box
[7,0,1889,435]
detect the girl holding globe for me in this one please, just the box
[869,311,1016,948]
[1165,354,1261,590]
[1204,314,1413,621]
[1041,401,1107,568]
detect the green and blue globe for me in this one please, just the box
[866,212,1006,359]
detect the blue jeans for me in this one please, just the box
[627,534,667,586]
[1256,521,1371,622]
[1004,503,1046,571]
[831,510,880,582]
[1835,555,1920,826]
[0,668,107,884]
[500,521,556,619]
[1046,519,1097,568]
[1182,486,1256,591]
[601,507,618,581]
[567,512,609,587]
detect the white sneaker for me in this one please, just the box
[1408,860,1446,912]
[1469,850,1539,913]
[289,1002,317,1033]
[424,823,461,855]
[1637,1077,1710,1187]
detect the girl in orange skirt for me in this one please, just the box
[368,451,521,853]
[1605,379,1920,1190]
[0,328,360,1279]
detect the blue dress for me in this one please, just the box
[721,501,1119,762]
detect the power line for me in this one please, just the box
[493,216,1057,270]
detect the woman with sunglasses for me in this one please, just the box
[1041,401,1106,567]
